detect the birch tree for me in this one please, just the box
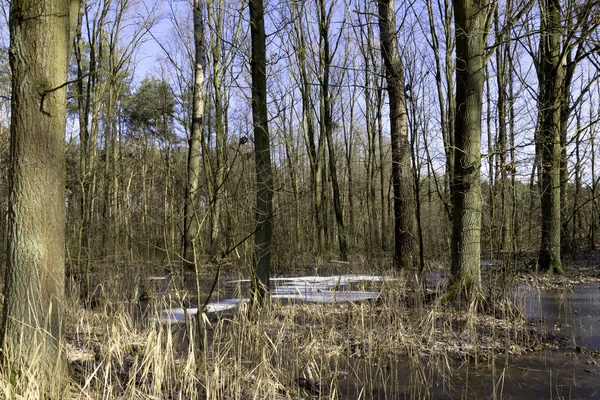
[183,0,206,267]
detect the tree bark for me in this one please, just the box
[537,0,564,273]
[249,0,273,303]
[378,0,418,269]
[183,0,206,268]
[448,0,491,296]
[2,0,75,391]
[207,0,231,259]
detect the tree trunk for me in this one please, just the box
[183,0,206,268]
[249,0,273,303]
[495,11,512,254]
[378,0,417,269]
[207,0,229,259]
[508,47,518,255]
[537,0,564,273]
[591,126,597,250]
[342,86,357,249]
[282,102,301,252]
[571,113,582,250]
[318,0,347,261]
[2,0,75,392]
[426,0,455,221]
[362,29,378,253]
[75,0,90,263]
[485,67,495,255]
[374,65,385,250]
[448,0,491,296]
[291,1,324,253]
[377,84,388,251]
[74,0,102,301]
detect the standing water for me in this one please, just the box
[150,271,600,398]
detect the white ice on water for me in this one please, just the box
[158,274,385,323]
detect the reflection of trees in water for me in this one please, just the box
[533,284,600,348]
[545,287,574,324]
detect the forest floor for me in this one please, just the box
[56,250,600,399]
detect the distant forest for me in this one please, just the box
[0,0,597,275]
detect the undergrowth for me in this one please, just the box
[0,266,579,399]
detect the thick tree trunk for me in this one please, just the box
[378,0,417,269]
[537,0,564,273]
[183,0,206,268]
[249,0,273,303]
[448,0,491,296]
[2,0,75,392]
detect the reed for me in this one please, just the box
[0,262,572,399]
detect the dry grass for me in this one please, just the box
[0,267,574,399]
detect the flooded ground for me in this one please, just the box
[311,280,600,399]
[342,349,600,399]
[520,283,600,349]
[138,268,600,399]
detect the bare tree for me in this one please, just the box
[289,0,326,254]
[317,0,348,261]
[493,2,514,256]
[1,0,76,391]
[378,0,418,269]
[536,0,564,273]
[205,0,244,258]
[447,0,493,298]
[353,0,387,253]
[425,0,455,220]
[249,0,273,302]
[183,0,206,268]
